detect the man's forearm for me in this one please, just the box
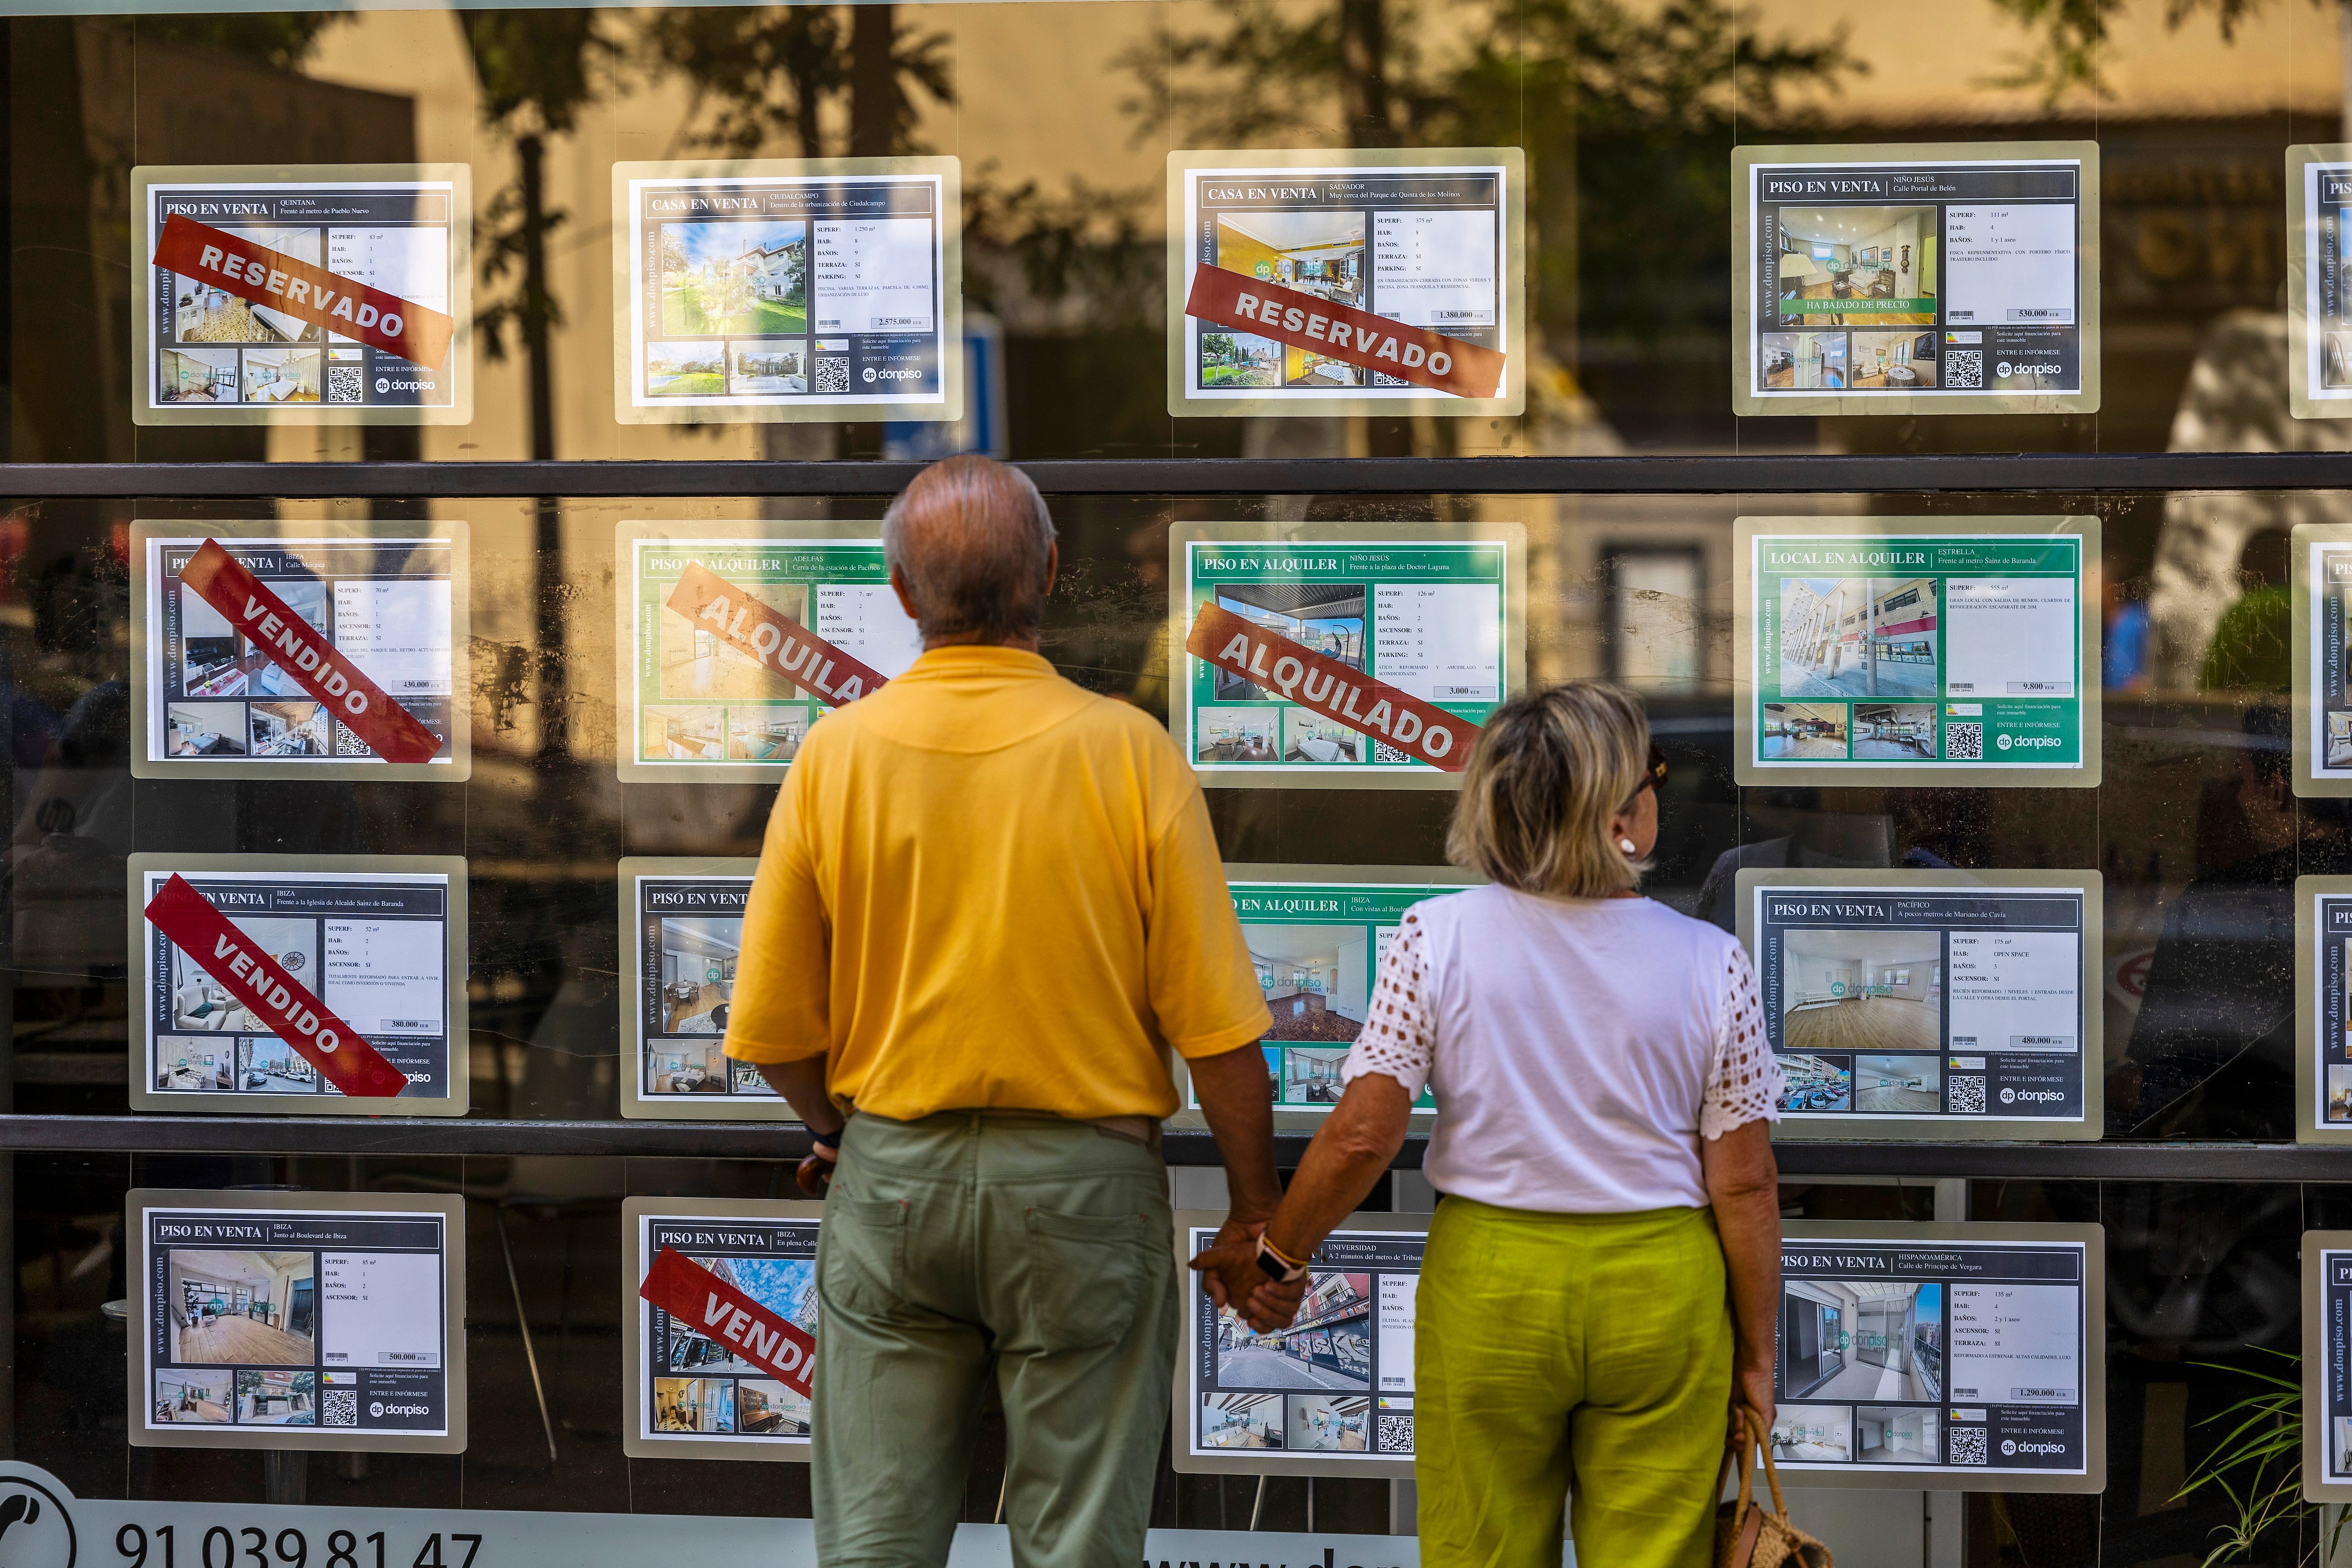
[757,1055,844,1136]
[1187,1043,1282,1224]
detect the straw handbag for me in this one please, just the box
[1715,1406,1832,1568]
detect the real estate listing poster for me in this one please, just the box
[2288,147,2352,420]
[130,522,469,782]
[1171,866,1479,1131]
[1172,1210,1422,1478]
[613,159,962,424]
[1735,870,2102,1142]
[127,855,469,1117]
[1732,143,2099,417]
[1733,516,2101,787]
[624,1199,823,1461]
[1775,1222,2102,1492]
[620,859,800,1121]
[2290,878,2352,1142]
[614,524,920,783]
[129,1189,466,1453]
[2303,1236,2352,1499]
[131,165,470,425]
[2293,526,2352,795]
[1170,522,1525,791]
[1167,149,1525,418]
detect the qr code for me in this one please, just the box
[1949,1076,1987,1114]
[321,1389,358,1427]
[1946,350,1984,389]
[1949,1426,1989,1465]
[1377,1412,1414,1453]
[328,366,366,405]
[1373,741,1411,764]
[815,358,850,394]
[1945,722,1984,760]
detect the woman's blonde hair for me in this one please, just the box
[1446,681,1652,899]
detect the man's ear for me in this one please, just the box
[1042,540,1060,598]
[888,563,922,624]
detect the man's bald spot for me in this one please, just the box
[883,454,1058,643]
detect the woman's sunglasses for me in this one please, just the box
[1620,744,1669,814]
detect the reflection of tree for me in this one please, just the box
[646,5,949,159]
[1120,0,1858,377]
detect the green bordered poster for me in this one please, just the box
[1733,516,2101,787]
[2293,525,2352,795]
[1165,865,1478,1134]
[615,523,922,784]
[1169,522,1525,791]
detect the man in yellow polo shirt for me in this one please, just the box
[722,454,1279,1568]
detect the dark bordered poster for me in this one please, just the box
[1775,1221,2102,1492]
[130,1188,466,1453]
[1736,869,2102,1141]
[1171,1210,1422,1479]
[623,1198,822,1462]
[619,858,795,1121]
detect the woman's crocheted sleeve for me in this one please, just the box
[1340,909,1435,1099]
[1702,943,1783,1138]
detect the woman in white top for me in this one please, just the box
[1208,682,1784,1568]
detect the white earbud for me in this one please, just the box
[1620,838,1638,855]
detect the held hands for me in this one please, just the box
[1187,1219,1308,1334]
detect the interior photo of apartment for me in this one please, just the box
[153,1369,233,1423]
[1284,710,1361,764]
[648,1043,729,1094]
[1778,577,1939,700]
[1857,1405,1939,1465]
[1759,703,1847,760]
[1775,207,1935,326]
[1782,1280,1942,1402]
[1211,582,1365,702]
[1855,1053,1940,1113]
[175,915,316,1033]
[2328,332,2352,389]
[1781,930,1941,1052]
[653,1376,734,1433]
[728,708,807,761]
[239,1037,318,1094]
[1196,707,1278,762]
[242,348,323,404]
[181,593,241,693]
[167,701,247,756]
[1776,1053,1852,1112]
[1284,345,1365,389]
[1851,329,1938,389]
[658,917,739,1035]
[661,581,808,700]
[1852,704,1935,759]
[1757,331,1846,390]
[736,1378,810,1435]
[2336,1416,2352,1474]
[1281,1046,1347,1106]
[168,1250,316,1363]
[644,705,726,761]
[1215,211,1366,310]
[250,700,329,757]
[1770,1404,1854,1463]
[2330,1064,2352,1123]
[1201,1393,1282,1449]
[156,1040,234,1091]
[236,1369,316,1425]
[1247,924,1369,1043]
[1289,1394,1369,1451]
[160,346,239,403]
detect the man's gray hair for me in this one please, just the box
[881,454,1059,643]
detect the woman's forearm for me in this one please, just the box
[1264,1074,1414,1261]
[1701,1119,1782,1384]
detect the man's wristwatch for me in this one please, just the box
[810,1128,842,1159]
[1255,1234,1309,1285]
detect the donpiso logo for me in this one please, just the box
[2001,1439,2017,1457]
[1997,734,2013,751]
[0,1473,76,1568]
